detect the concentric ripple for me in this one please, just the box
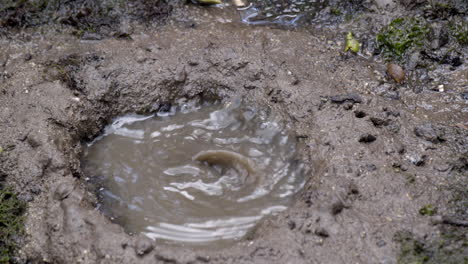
[82,98,305,246]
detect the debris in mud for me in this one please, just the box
[419,205,437,216]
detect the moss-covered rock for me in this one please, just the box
[0,186,26,264]
[448,17,468,45]
[395,229,467,264]
[376,17,430,61]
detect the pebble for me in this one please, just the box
[134,236,154,256]
[314,227,329,238]
[387,63,405,83]
[358,133,377,143]
[54,183,74,201]
[414,123,445,143]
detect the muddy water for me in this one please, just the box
[82,98,305,246]
[236,0,328,26]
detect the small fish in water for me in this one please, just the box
[193,150,259,185]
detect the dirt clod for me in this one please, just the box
[134,236,154,257]
[358,134,377,143]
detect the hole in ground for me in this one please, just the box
[81,96,305,248]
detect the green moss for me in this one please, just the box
[449,18,468,45]
[330,7,342,16]
[0,186,26,264]
[395,230,467,264]
[376,17,430,61]
[419,205,437,216]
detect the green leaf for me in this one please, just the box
[345,32,360,53]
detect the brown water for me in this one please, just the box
[82,98,305,246]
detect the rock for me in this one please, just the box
[81,32,102,41]
[26,134,41,148]
[358,133,377,143]
[407,153,427,166]
[461,92,468,100]
[342,101,354,110]
[414,123,445,143]
[30,186,42,194]
[287,220,296,230]
[329,93,362,104]
[158,103,172,113]
[387,63,405,83]
[376,240,386,247]
[370,116,389,127]
[19,193,33,202]
[54,183,74,201]
[134,236,154,256]
[24,53,32,61]
[373,83,400,100]
[314,227,329,238]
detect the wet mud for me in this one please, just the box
[0,0,467,263]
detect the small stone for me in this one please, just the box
[19,193,33,202]
[387,63,405,83]
[414,123,445,143]
[196,256,210,263]
[330,93,362,104]
[158,103,172,113]
[54,183,74,201]
[314,227,329,237]
[134,236,154,256]
[81,32,102,41]
[342,101,354,110]
[26,135,41,148]
[30,186,41,194]
[287,220,296,230]
[358,134,377,143]
[407,154,426,167]
[24,53,32,61]
[370,117,389,127]
[376,240,386,247]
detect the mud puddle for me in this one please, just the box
[237,0,327,26]
[82,98,305,247]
